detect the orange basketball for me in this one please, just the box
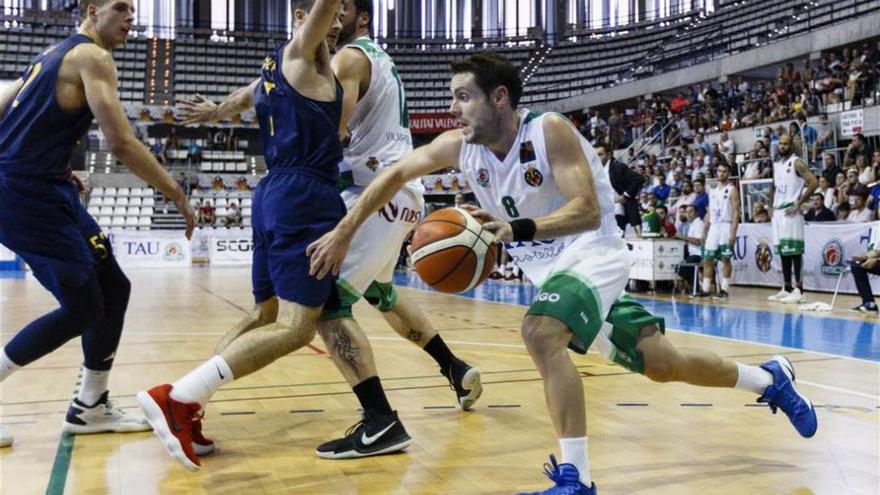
[409,207,499,293]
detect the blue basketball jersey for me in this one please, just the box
[0,34,95,178]
[253,43,343,184]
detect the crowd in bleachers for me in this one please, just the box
[576,43,879,152]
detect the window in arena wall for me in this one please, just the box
[211,0,235,32]
[131,0,174,38]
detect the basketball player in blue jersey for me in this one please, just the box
[177,0,480,460]
[137,0,348,471]
[309,53,817,494]
[0,0,195,448]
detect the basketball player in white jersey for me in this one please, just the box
[767,135,818,304]
[698,162,739,300]
[177,0,481,460]
[308,53,818,494]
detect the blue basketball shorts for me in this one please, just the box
[0,173,111,299]
[250,170,346,308]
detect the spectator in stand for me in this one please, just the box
[597,144,644,236]
[820,152,842,185]
[200,200,215,227]
[847,185,873,222]
[224,202,242,228]
[193,199,203,224]
[694,132,712,156]
[837,168,860,205]
[796,114,817,160]
[836,202,851,221]
[177,172,188,196]
[854,154,873,185]
[868,168,880,212]
[692,179,708,219]
[670,91,691,114]
[752,203,771,222]
[719,131,735,158]
[813,114,834,156]
[607,107,623,150]
[655,205,676,237]
[817,176,839,212]
[164,126,182,154]
[652,173,672,202]
[149,138,166,166]
[804,193,836,222]
[845,133,872,167]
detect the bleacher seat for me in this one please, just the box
[242,216,252,227]
[125,216,139,228]
[104,187,117,197]
[242,198,252,207]
[116,197,129,207]
[127,207,140,216]
[117,187,130,197]
[87,205,100,216]
[102,197,116,206]
[142,197,155,207]
[90,196,103,206]
[215,207,228,217]
[215,198,228,207]
[99,206,114,216]
[111,216,125,228]
[113,206,127,216]
[98,216,112,228]
[92,187,105,196]
[138,216,152,229]
[141,206,154,216]
[129,197,142,207]
[242,207,252,217]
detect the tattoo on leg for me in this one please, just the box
[333,328,359,372]
[407,329,423,342]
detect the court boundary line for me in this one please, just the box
[393,283,880,365]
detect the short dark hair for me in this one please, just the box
[717,162,731,170]
[292,0,316,13]
[810,193,824,200]
[451,53,523,108]
[79,0,110,18]
[353,0,373,21]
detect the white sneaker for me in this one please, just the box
[62,391,152,434]
[767,289,790,301]
[780,288,806,304]
[0,425,13,447]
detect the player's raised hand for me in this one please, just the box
[307,228,352,280]
[177,95,218,125]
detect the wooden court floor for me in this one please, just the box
[1,267,878,494]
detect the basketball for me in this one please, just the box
[409,207,498,293]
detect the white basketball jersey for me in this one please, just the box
[458,109,620,284]
[342,37,422,192]
[772,155,804,209]
[709,182,735,223]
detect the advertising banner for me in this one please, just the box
[209,229,254,266]
[110,231,192,268]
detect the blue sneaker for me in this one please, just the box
[758,355,818,438]
[516,454,597,495]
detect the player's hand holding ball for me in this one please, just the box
[459,204,513,242]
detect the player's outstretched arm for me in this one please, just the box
[531,114,602,238]
[0,78,23,117]
[729,186,741,244]
[177,79,259,125]
[331,47,370,145]
[307,129,464,279]
[290,0,342,61]
[77,45,195,238]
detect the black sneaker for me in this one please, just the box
[315,411,411,459]
[712,291,729,301]
[692,291,711,298]
[442,358,483,411]
[850,303,879,313]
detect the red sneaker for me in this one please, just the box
[192,414,216,456]
[136,384,202,471]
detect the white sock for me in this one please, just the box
[721,277,730,292]
[169,355,234,407]
[559,436,592,486]
[734,363,774,395]
[701,277,711,293]
[77,367,110,406]
[0,349,21,382]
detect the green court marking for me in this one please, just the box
[46,433,75,495]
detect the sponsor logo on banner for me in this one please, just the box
[215,239,254,252]
[164,242,185,261]
[409,113,461,134]
[820,239,846,276]
[755,240,773,272]
[209,230,254,266]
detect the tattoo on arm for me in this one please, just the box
[406,329,423,342]
[333,328,359,371]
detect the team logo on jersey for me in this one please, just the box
[820,239,846,276]
[524,164,543,187]
[366,157,380,172]
[476,168,490,187]
[520,141,536,163]
[755,240,772,272]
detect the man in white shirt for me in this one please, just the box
[847,186,874,222]
[675,205,705,296]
